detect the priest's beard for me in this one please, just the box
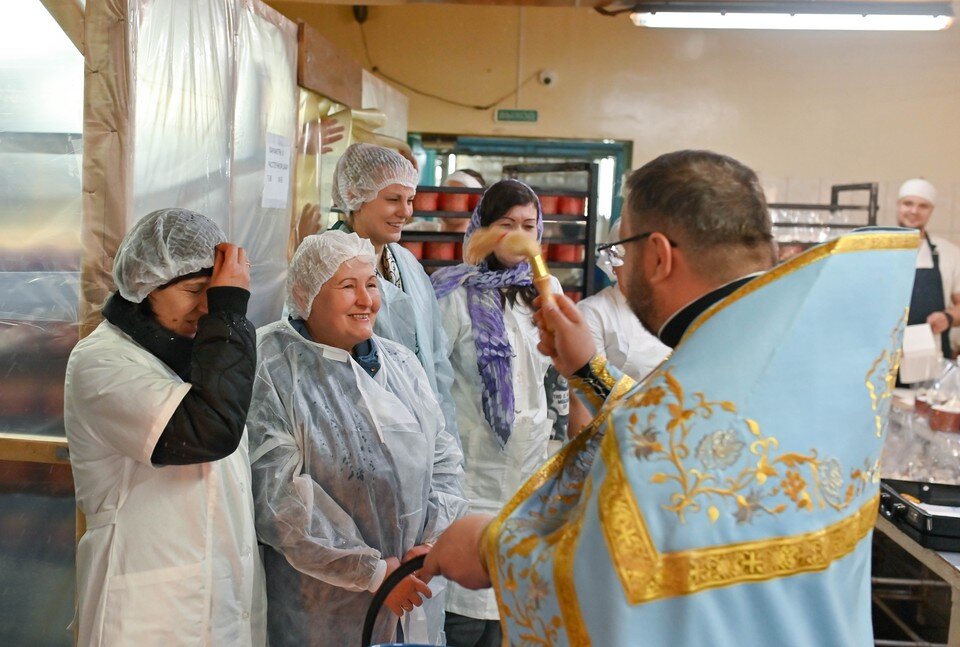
[624,271,659,336]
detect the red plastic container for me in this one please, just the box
[930,405,960,433]
[424,242,457,261]
[539,195,559,215]
[400,241,424,259]
[439,192,470,213]
[916,393,932,416]
[454,242,464,260]
[413,192,438,212]
[550,244,585,263]
[558,196,585,216]
[468,192,482,211]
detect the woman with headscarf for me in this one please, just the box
[330,142,460,443]
[64,208,265,645]
[248,229,466,646]
[430,179,569,647]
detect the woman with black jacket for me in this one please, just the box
[64,208,266,646]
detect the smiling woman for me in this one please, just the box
[305,257,381,351]
[331,142,462,446]
[246,228,466,646]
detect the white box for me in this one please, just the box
[900,324,941,384]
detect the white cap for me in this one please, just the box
[286,230,377,319]
[113,208,225,303]
[332,143,419,213]
[443,171,483,189]
[899,178,937,205]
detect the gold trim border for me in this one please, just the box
[680,231,920,345]
[485,402,615,642]
[553,476,594,647]
[599,432,880,604]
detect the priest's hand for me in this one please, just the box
[383,556,432,617]
[534,293,597,378]
[421,514,494,590]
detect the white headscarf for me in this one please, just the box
[899,178,937,205]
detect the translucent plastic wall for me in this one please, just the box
[0,0,84,439]
[124,0,298,325]
[0,4,82,644]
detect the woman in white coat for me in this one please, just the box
[430,180,568,647]
[64,208,265,646]
[330,143,460,443]
[248,230,466,646]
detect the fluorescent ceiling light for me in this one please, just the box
[629,2,955,30]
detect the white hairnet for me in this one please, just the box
[596,218,624,282]
[332,143,419,213]
[287,229,377,319]
[113,208,226,303]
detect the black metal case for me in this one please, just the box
[880,478,960,551]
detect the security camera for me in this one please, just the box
[538,70,558,87]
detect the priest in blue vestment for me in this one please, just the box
[422,149,919,646]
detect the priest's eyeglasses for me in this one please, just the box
[597,231,678,263]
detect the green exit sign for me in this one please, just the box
[495,109,538,123]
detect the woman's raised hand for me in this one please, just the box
[209,243,251,291]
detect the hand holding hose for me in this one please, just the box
[382,556,432,617]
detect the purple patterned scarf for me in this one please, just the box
[432,182,543,448]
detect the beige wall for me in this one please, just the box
[270,2,960,238]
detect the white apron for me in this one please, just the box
[64,321,266,646]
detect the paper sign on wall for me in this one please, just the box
[262,133,292,209]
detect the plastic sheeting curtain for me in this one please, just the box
[83,0,298,331]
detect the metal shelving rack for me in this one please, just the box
[769,182,879,248]
[502,161,600,297]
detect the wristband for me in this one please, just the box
[945,311,955,328]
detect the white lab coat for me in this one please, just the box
[64,321,266,646]
[577,285,671,382]
[438,279,560,620]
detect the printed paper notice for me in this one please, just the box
[262,133,292,209]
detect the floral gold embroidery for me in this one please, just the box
[488,406,609,645]
[866,309,908,437]
[624,367,864,523]
[600,431,879,605]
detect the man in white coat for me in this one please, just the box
[897,179,960,358]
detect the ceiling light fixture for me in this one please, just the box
[629,2,955,30]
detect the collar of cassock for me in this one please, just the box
[657,273,761,349]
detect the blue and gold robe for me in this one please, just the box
[484,229,919,646]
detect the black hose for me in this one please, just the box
[361,554,427,647]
